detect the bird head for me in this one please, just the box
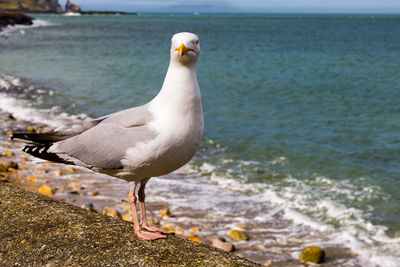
[170,32,200,66]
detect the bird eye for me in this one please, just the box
[196,40,199,45]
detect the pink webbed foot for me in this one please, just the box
[141,224,174,235]
[135,229,167,240]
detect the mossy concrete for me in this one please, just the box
[0,183,261,266]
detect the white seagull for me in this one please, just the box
[11,32,204,240]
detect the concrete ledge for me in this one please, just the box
[0,182,260,266]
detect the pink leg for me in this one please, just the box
[138,179,172,235]
[128,182,166,240]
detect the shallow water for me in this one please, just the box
[1,14,400,266]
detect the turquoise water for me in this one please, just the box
[1,14,400,265]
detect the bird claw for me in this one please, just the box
[141,224,173,235]
[135,229,167,240]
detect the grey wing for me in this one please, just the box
[52,103,153,136]
[11,115,110,144]
[53,115,110,135]
[50,122,156,169]
[20,104,156,169]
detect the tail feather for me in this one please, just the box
[10,132,72,144]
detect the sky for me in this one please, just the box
[60,0,400,13]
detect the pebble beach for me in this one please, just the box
[1,107,361,267]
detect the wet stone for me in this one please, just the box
[191,227,200,232]
[211,236,234,252]
[67,183,82,190]
[1,150,14,157]
[189,237,201,243]
[81,203,97,213]
[90,191,99,196]
[228,230,249,242]
[121,199,131,213]
[122,213,133,222]
[39,185,55,196]
[0,161,18,172]
[160,208,174,217]
[162,222,179,232]
[148,217,159,226]
[300,246,325,264]
[102,208,121,219]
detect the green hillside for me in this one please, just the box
[0,0,20,10]
[0,0,63,13]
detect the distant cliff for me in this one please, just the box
[0,0,63,13]
[65,0,80,12]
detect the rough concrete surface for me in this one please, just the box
[0,182,260,266]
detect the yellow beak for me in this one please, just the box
[175,43,192,57]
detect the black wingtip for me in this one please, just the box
[8,131,71,145]
[22,144,76,166]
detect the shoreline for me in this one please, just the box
[0,103,360,266]
[0,19,393,264]
[0,12,33,31]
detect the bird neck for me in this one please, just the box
[151,61,201,114]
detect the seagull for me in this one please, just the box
[11,32,204,240]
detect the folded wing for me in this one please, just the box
[12,104,156,169]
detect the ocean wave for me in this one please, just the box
[176,157,400,267]
[0,74,90,128]
[0,18,55,37]
[1,72,398,266]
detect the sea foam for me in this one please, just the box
[175,156,400,267]
[0,19,55,37]
[0,74,90,128]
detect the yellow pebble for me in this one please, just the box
[189,237,201,243]
[67,166,75,172]
[228,229,249,241]
[26,176,37,181]
[191,227,200,232]
[26,126,34,132]
[103,208,121,218]
[20,240,25,244]
[39,185,54,195]
[7,168,18,172]
[148,218,159,226]
[162,223,178,232]
[6,131,13,136]
[122,213,133,222]
[160,208,174,217]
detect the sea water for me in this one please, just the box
[1,14,400,266]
